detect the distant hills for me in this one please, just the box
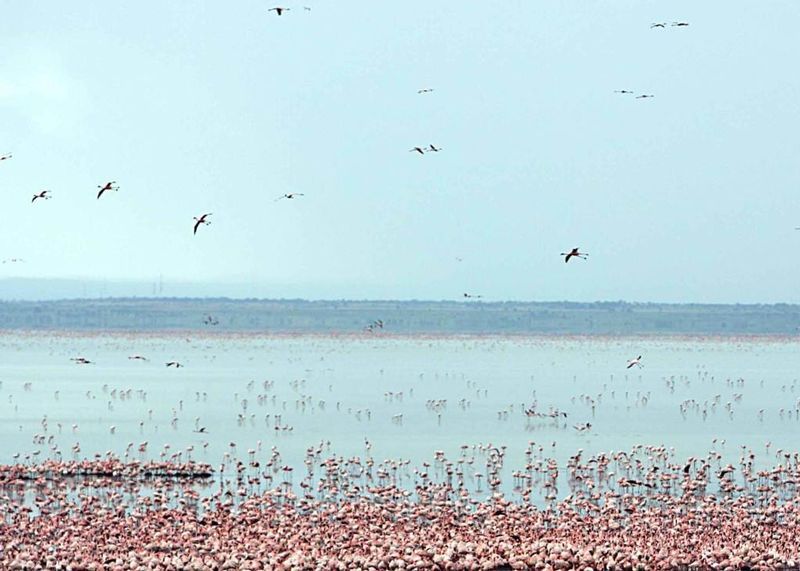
[0,297,798,335]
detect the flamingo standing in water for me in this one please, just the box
[97,181,119,199]
[193,213,212,235]
[561,248,588,263]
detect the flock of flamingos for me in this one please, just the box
[3,8,800,571]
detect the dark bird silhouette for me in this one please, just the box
[626,355,643,369]
[426,144,442,152]
[409,147,425,155]
[0,153,11,161]
[417,88,434,94]
[166,361,183,368]
[193,213,212,235]
[672,21,689,27]
[636,94,655,99]
[650,22,667,28]
[128,355,148,362]
[268,7,289,15]
[614,90,634,94]
[97,181,119,199]
[561,248,588,263]
[463,293,483,299]
[275,193,305,201]
[31,190,51,203]
[70,357,93,365]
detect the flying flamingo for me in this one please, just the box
[417,88,434,94]
[561,248,588,263]
[275,193,305,201]
[268,7,289,15]
[31,191,51,203]
[97,181,119,199]
[650,22,667,28]
[463,293,483,299]
[166,361,183,368]
[636,94,655,99]
[627,355,643,369]
[0,153,11,161]
[409,147,425,155]
[193,213,212,235]
[426,144,442,152]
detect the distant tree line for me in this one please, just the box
[0,299,798,335]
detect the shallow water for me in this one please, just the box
[1,332,798,490]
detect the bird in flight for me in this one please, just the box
[268,7,289,15]
[614,90,634,94]
[650,22,667,28]
[463,293,483,299]
[2,258,24,264]
[97,181,119,199]
[31,190,51,203]
[636,94,655,99]
[193,427,209,433]
[0,153,11,161]
[426,144,442,152]
[203,314,219,326]
[70,357,93,365]
[417,88,434,94]
[409,147,425,155]
[561,248,588,263]
[128,355,148,362]
[672,21,689,27]
[275,193,305,201]
[166,361,184,368]
[193,213,212,235]
[626,355,643,369]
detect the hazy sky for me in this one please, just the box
[1,1,799,303]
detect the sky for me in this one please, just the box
[1,1,799,303]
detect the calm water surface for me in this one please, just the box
[1,332,798,487]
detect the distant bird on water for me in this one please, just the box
[268,7,289,15]
[97,181,119,199]
[561,248,588,263]
[627,355,643,369]
[31,190,51,203]
[409,147,425,155]
[276,193,305,201]
[193,213,212,235]
[0,153,11,161]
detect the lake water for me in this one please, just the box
[1,332,798,496]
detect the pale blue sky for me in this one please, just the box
[1,1,799,302]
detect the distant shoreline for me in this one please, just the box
[0,298,798,335]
